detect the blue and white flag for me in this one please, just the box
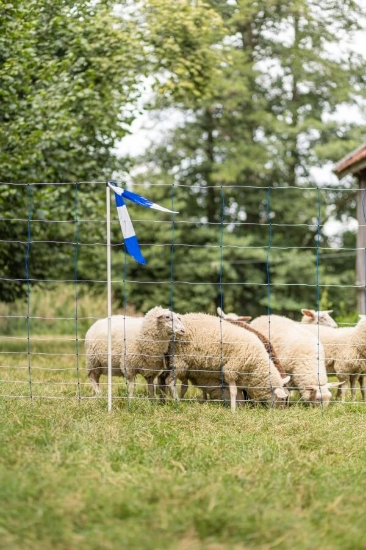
[108,180,178,265]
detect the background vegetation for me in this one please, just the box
[1,2,366,548]
[1,0,366,318]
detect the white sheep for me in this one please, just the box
[85,315,143,394]
[85,307,185,397]
[120,306,185,398]
[250,315,341,406]
[303,316,366,401]
[300,309,338,328]
[162,313,290,411]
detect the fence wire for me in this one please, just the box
[0,181,365,407]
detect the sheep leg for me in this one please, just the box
[157,371,170,402]
[350,374,358,401]
[228,381,237,412]
[360,375,366,402]
[127,374,135,398]
[338,378,349,402]
[146,375,156,399]
[180,377,189,399]
[168,376,179,401]
[88,371,101,395]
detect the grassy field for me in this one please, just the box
[2,398,366,550]
[1,290,366,549]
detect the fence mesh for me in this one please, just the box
[0,181,364,406]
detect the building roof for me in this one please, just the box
[333,143,366,179]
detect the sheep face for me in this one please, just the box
[303,386,332,407]
[269,380,290,408]
[157,311,185,337]
[301,309,337,328]
[302,381,343,406]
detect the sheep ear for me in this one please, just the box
[282,375,291,385]
[274,387,288,399]
[217,307,225,318]
[327,381,344,388]
[237,316,251,322]
[325,310,333,314]
[301,309,315,318]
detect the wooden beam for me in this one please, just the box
[356,170,366,314]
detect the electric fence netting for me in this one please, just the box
[1,181,365,408]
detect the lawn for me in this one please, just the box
[1,374,366,549]
[1,290,366,549]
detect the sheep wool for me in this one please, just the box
[250,315,340,406]
[303,316,366,401]
[120,306,185,398]
[85,307,185,397]
[85,315,144,394]
[166,313,289,411]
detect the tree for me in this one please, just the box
[0,0,144,301]
[121,0,366,317]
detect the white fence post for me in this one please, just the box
[106,183,113,412]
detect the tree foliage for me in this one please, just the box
[2,0,365,317]
[122,0,366,317]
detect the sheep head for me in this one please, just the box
[156,309,186,336]
[303,381,344,406]
[301,309,338,328]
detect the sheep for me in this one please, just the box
[85,307,185,397]
[302,316,366,401]
[85,315,143,394]
[120,306,185,398]
[250,315,341,406]
[219,306,338,328]
[159,313,288,404]
[300,309,338,328]
[218,317,288,381]
[160,313,290,411]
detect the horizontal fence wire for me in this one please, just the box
[1,181,365,406]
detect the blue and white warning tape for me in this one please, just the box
[107,180,178,265]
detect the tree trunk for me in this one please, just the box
[356,170,366,314]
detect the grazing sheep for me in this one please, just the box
[85,307,185,397]
[301,309,338,328]
[162,313,290,411]
[303,316,366,401]
[85,315,143,394]
[250,315,341,406]
[219,317,288,381]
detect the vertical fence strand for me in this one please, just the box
[219,186,226,405]
[265,187,274,406]
[169,183,178,408]
[25,184,33,403]
[316,187,324,413]
[74,183,81,402]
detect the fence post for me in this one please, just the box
[106,183,113,412]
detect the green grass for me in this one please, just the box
[1,399,366,550]
[2,291,366,549]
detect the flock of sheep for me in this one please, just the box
[84,305,366,409]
